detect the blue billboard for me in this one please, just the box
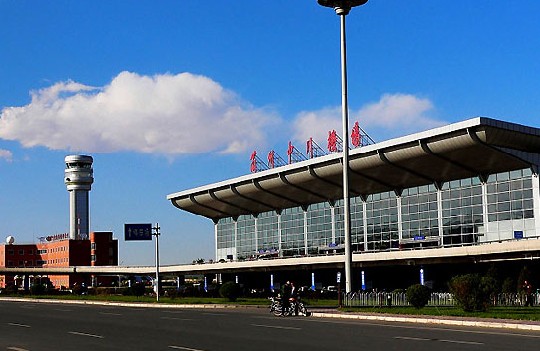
[124,223,153,241]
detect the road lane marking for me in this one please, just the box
[440,339,484,345]
[394,336,430,341]
[54,308,73,312]
[7,347,30,351]
[394,336,484,346]
[99,312,123,316]
[161,317,194,321]
[251,324,301,330]
[202,313,225,316]
[168,346,206,351]
[68,331,104,339]
[8,323,31,328]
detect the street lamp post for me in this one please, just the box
[318,0,368,294]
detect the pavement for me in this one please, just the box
[2,297,540,332]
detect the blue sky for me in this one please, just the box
[1,1,539,265]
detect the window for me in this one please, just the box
[91,255,96,262]
[91,243,96,250]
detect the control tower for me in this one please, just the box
[64,155,94,240]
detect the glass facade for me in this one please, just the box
[401,184,439,249]
[441,177,483,246]
[281,207,305,257]
[215,168,539,261]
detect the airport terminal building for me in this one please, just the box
[168,118,540,289]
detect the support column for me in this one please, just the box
[481,178,491,241]
[532,171,540,238]
[437,184,444,244]
[304,209,308,255]
[277,211,282,258]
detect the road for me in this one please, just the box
[1,300,539,351]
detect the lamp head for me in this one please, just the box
[318,0,368,15]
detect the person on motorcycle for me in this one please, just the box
[290,281,299,316]
[281,280,292,315]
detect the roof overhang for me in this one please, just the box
[167,117,540,221]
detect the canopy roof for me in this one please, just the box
[167,117,540,221]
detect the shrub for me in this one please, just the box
[219,281,240,301]
[449,274,495,312]
[30,283,46,295]
[3,284,19,295]
[406,284,431,309]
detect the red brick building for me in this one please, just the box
[0,231,118,289]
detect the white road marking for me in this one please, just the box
[168,346,206,351]
[394,336,430,341]
[8,323,31,328]
[202,312,225,316]
[440,339,484,345]
[68,331,104,339]
[161,317,193,321]
[251,324,302,330]
[54,308,73,312]
[7,347,30,351]
[99,312,122,316]
[394,336,484,346]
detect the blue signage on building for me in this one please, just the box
[124,223,152,241]
[514,231,524,239]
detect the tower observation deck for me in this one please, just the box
[64,155,94,240]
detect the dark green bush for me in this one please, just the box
[3,284,19,295]
[30,283,46,295]
[406,284,431,309]
[449,274,495,312]
[219,281,240,301]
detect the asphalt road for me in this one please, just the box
[1,301,540,351]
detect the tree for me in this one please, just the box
[449,274,495,312]
[406,284,431,309]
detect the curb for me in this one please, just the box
[309,311,540,331]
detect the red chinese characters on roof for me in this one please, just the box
[287,141,294,164]
[351,121,361,148]
[267,150,275,168]
[250,150,257,173]
[327,130,338,152]
[307,138,314,158]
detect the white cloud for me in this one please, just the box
[292,93,446,146]
[0,149,13,162]
[0,72,280,154]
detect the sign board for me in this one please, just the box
[514,231,524,239]
[336,272,341,283]
[124,223,152,241]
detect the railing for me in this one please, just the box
[343,292,540,307]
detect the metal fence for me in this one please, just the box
[343,292,540,308]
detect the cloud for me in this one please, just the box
[0,72,280,154]
[292,93,446,146]
[0,149,13,162]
